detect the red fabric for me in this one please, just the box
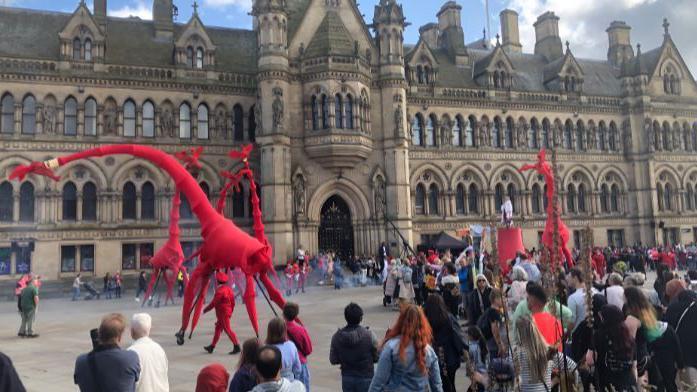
[497,227,525,275]
[661,252,677,270]
[195,363,229,392]
[532,312,563,351]
[286,320,313,364]
[204,285,239,347]
[215,271,228,283]
[592,252,606,278]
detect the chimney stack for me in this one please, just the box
[534,11,563,61]
[606,21,634,68]
[500,9,522,54]
[94,0,106,29]
[419,24,439,48]
[436,1,467,65]
[153,0,174,40]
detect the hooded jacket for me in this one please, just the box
[250,378,305,392]
[329,325,379,378]
[665,290,697,368]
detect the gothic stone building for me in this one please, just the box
[0,0,696,280]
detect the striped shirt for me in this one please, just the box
[516,349,577,392]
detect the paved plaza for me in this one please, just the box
[0,283,469,391]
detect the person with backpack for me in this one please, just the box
[592,305,637,391]
[664,278,697,385]
[424,294,465,392]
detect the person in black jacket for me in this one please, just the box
[664,283,697,385]
[0,351,25,392]
[468,274,492,327]
[424,294,465,392]
[330,303,378,392]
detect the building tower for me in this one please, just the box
[373,0,413,251]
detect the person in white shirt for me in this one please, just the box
[72,273,82,301]
[128,313,169,392]
[603,273,625,309]
[501,196,513,227]
[567,268,597,332]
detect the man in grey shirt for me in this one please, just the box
[74,313,140,392]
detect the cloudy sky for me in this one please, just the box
[2,0,694,72]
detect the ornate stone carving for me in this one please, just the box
[292,175,305,216]
[673,127,681,150]
[159,108,174,138]
[214,109,226,140]
[373,175,386,218]
[254,101,262,133]
[587,125,596,150]
[440,118,452,146]
[272,88,284,132]
[646,121,655,152]
[394,104,403,138]
[104,107,117,136]
[517,123,527,148]
[42,105,56,135]
[478,124,489,147]
[622,120,632,153]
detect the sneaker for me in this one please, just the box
[204,345,214,354]
[229,345,241,355]
[135,298,140,302]
[26,334,39,338]
[17,333,25,337]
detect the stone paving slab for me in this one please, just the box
[0,284,469,391]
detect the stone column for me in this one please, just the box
[117,108,124,136]
[136,191,142,221]
[76,190,83,221]
[77,103,85,136]
[14,103,21,134]
[12,190,19,223]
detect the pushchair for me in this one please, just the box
[84,281,101,300]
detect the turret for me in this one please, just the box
[607,21,634,68]
[153,0,174,39]
[437,1,467,64]
[373,0,407,67]
[534,11,563,62]
[419,23,439,48]
[252,0,288,64]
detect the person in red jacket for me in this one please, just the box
[591,248,606,279]
[283,302,312,391]
[203,271,241,355]
[662,248,677,270]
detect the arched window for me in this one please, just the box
[564,120,573,150]
[180,194,193,219]
[248,107,256,142]
[578,184,587,213]
[543,185,548,210]
[664,183,672,211]
[529,119,539,149]
[542,119,550,148]
[232,188,245,218]
[493,71,500,88]
[456,184,465,215]
[600,184,609,213]
[196,47,204,69]
[608,122,618,151]
[657,184,665,211]
[1,94,14,133]
[62,182,77,221]
[495,183,504,211]
[84,39,92,61]
[142,101,155,137]
[425,115,436,147]
[424,66,431,84]
[452,117,462,147]
[415,184,425,215]
[532,184,542,214]
[417,65,424,84]
[21,95,35,135]
[141,182,155,220]
[335,94,343,129]
[73,38,81,60]
[598,122,607,151]
[345,95,354,129]
[122,182,137,220]
[64,97,78,136]
[0,182,12,221]
[504,118,514,148]
[464,116,475,147]
[663,123,671,150]
[179,103,191,138]
[82,182,97,221]
[576,121,584,151]
[123,100,136,137]
[19,182,34,222]
[492,117,502,148]
[427,184,439,215]
[319,95,329,129]
[468,183,479,214]
[311,96,319,130]
[84,98,97,136]
[197,104,209,140]
[412,115,423,146]
[186,47,194,68]
[687,184,694,211]
[507,183,516,212]
[567,184,577,213]
[233,104,244,141]
[610,184,620,212]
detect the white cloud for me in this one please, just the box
[109,1,152,20]
[0,0,14,6]
[203,0,252,10]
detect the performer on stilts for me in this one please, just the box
[203,271,241,355]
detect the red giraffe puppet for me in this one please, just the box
[519,149,574,268]
[7,145,286,345]
[203,271,240,354]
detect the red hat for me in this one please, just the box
[215,271,228,283]
[195,363,229,392]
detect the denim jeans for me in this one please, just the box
[299,363,310,392]
[72,287,80,301]
[341,375,372,392]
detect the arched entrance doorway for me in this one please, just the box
[318,195,354,259]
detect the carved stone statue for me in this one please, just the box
[104,107,117,136]
[215,110,226,139]
[374,175,386,217]
[478,124,489,147]
[622,120,633,153]
[646,121,655,152]
[159,108,174,138]
[553,126,562,148]
[441,119,452,146]
[394,104,404,138]
[42,105,56,135]
[673,127,681,150]
[293,176,305,216]
[587,126,596,150]
[272,95,284,132]
[517,124,527,148]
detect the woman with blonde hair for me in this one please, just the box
[507,266,528,312]
[515,315,576,392]
[369,304,443,392]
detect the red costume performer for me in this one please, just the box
[519,149,573,268]
[203,271,240,354]
[591,249,606,279]
[8,144,286,346]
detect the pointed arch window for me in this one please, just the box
[427,184,439,215]
[84,39,92,61]
[567,184,577,213]
[142,101,155,138]
[598,123,607,151]
[415,184,425,215]
[657,184,665,211]
[492,118,502,148]
[82,182,97,221]
[232,188,245,218]
[576,122,585,151]
[64,97,78,136]
[507,183,516,211]
[141,182,155,220]
[180,194,193,219]
[21,96,35,135]
[233,104,244,141]
[687,184,694,211]
[541,119,550,149]
[84,98,97,136]
[504,118,514,148]
[197,104,209,140]
[19,182,34,222]
[1,94,14,134]
[73,38,81,60]
[610,184,620,212]
[0,182,12,221]
[248,107,256,142]
[122,182,137,220]
[564,121,573,150]
[529,119,539,149]
[578,184,587,213]
[186,47,194,68]
[425,115,436,147]
[464,116,475,147]
[179,103,191,139]
[62,182,77,221]
[345,95,354,129]
[543,185,548,210]
[451,117,461,146]
[412,115,423,146]
[335,94,343,129]
[468,183,479,214]
[532,184,542,214]
[664,183,672,211]
[456,184,465,215]
[311,96,319,130]
[321,95,329,129]
[600,184,610,213]
[663,123,671,151]
[196,47,204,69]
[608,122,618,151]
[495,183,504,211]
[123,100,136,137]
[417,65,424,84]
